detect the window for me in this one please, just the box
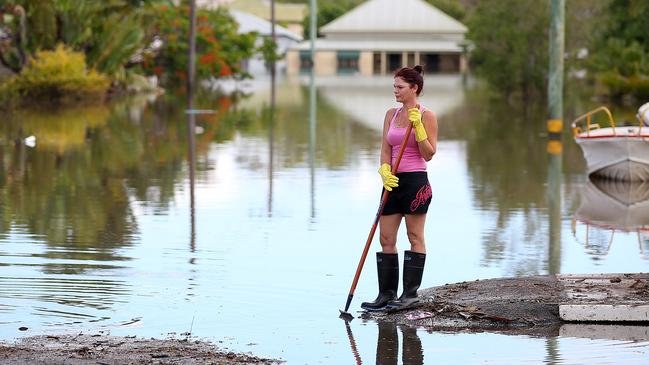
[300,50,313,73]
[387,53,402,72]
[373,52,382,75]
[422,53,440,73]
[336,50,359,75]
[439,54,461,72]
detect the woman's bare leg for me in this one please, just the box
[404,214,426,253]
[379,214,403,253]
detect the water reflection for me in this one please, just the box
[547,141,562,275]
[11,105,111,152]
[267,85,275,216]
[316,75,465,134]
[573,178,649,259]
[267,64,278,216]
[187,88,197,264]
[544,337,560,365]
[2,75,649,363]
[344,321,424,365]
[560,323,649,341]
[0,90,233,315]
[461,91,554,274]
[308,65,317,220]
[343,321,362,365]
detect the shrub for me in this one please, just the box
[9,45,110,104]
[0,78,20,108]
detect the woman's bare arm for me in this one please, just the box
[416,110,437,161]
[381,108,396,165]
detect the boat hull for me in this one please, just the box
[575,127,649,181]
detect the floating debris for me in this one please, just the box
[24,136,36,148]
[405,311,434,321]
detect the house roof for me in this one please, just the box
[321,0,467,35]
[230,10,302,41]
[227,0,306,23]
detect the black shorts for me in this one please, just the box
[382,171,432,215]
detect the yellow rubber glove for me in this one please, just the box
[378,163,399,191]
[408,108,428,142]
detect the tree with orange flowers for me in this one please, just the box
[142,4,256,85]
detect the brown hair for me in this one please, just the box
[394,65,424,96]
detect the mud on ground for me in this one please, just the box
[362,274,649,336]
[0,334,282,365]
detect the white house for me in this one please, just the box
[287,0,469,76]
[199,0,307,37]
[229,10,302,75]
[193,1,302,76]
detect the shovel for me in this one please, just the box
[340,122,413,321]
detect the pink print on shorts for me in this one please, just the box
[410,184,432,212]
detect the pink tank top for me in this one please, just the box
[386,106,427,172]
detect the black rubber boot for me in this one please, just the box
[386,250,426,311]
[361,252,399,312]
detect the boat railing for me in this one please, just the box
[571,106,618,137]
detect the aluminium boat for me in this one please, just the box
[571,104,649,181]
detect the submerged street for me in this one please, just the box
[1,75,648,363]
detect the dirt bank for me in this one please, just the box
[0,334,282,365]
[362,273,649,336]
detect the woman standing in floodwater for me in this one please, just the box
[361,65,438,312]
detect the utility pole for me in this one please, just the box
[188,0,197,96]
[268,0,276,217]
[187,0,198,252]
[310,0,316,68]
[547,0,564,141]
[547,0,564,276]
[309,0,317,219]
[270,0,276,106]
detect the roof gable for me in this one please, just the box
[321,0,467,35]
[198,0,306,22]
[229,0,306,23]
[230,10,302,41]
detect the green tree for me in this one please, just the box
[0,0,157,76]
[142,4,256,84]
[27,0,57,50]
[0,3,28,72]
[589,0,649,100]
[301,0,360,40]
[466,0,549,101]
[54,0,153,77]
[605,0,649,46]
[425,0,465,21]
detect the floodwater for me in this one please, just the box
[1,74,648,364]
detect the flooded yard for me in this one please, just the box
[1,75,648,364]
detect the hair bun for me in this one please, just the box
[413,65,424,74]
